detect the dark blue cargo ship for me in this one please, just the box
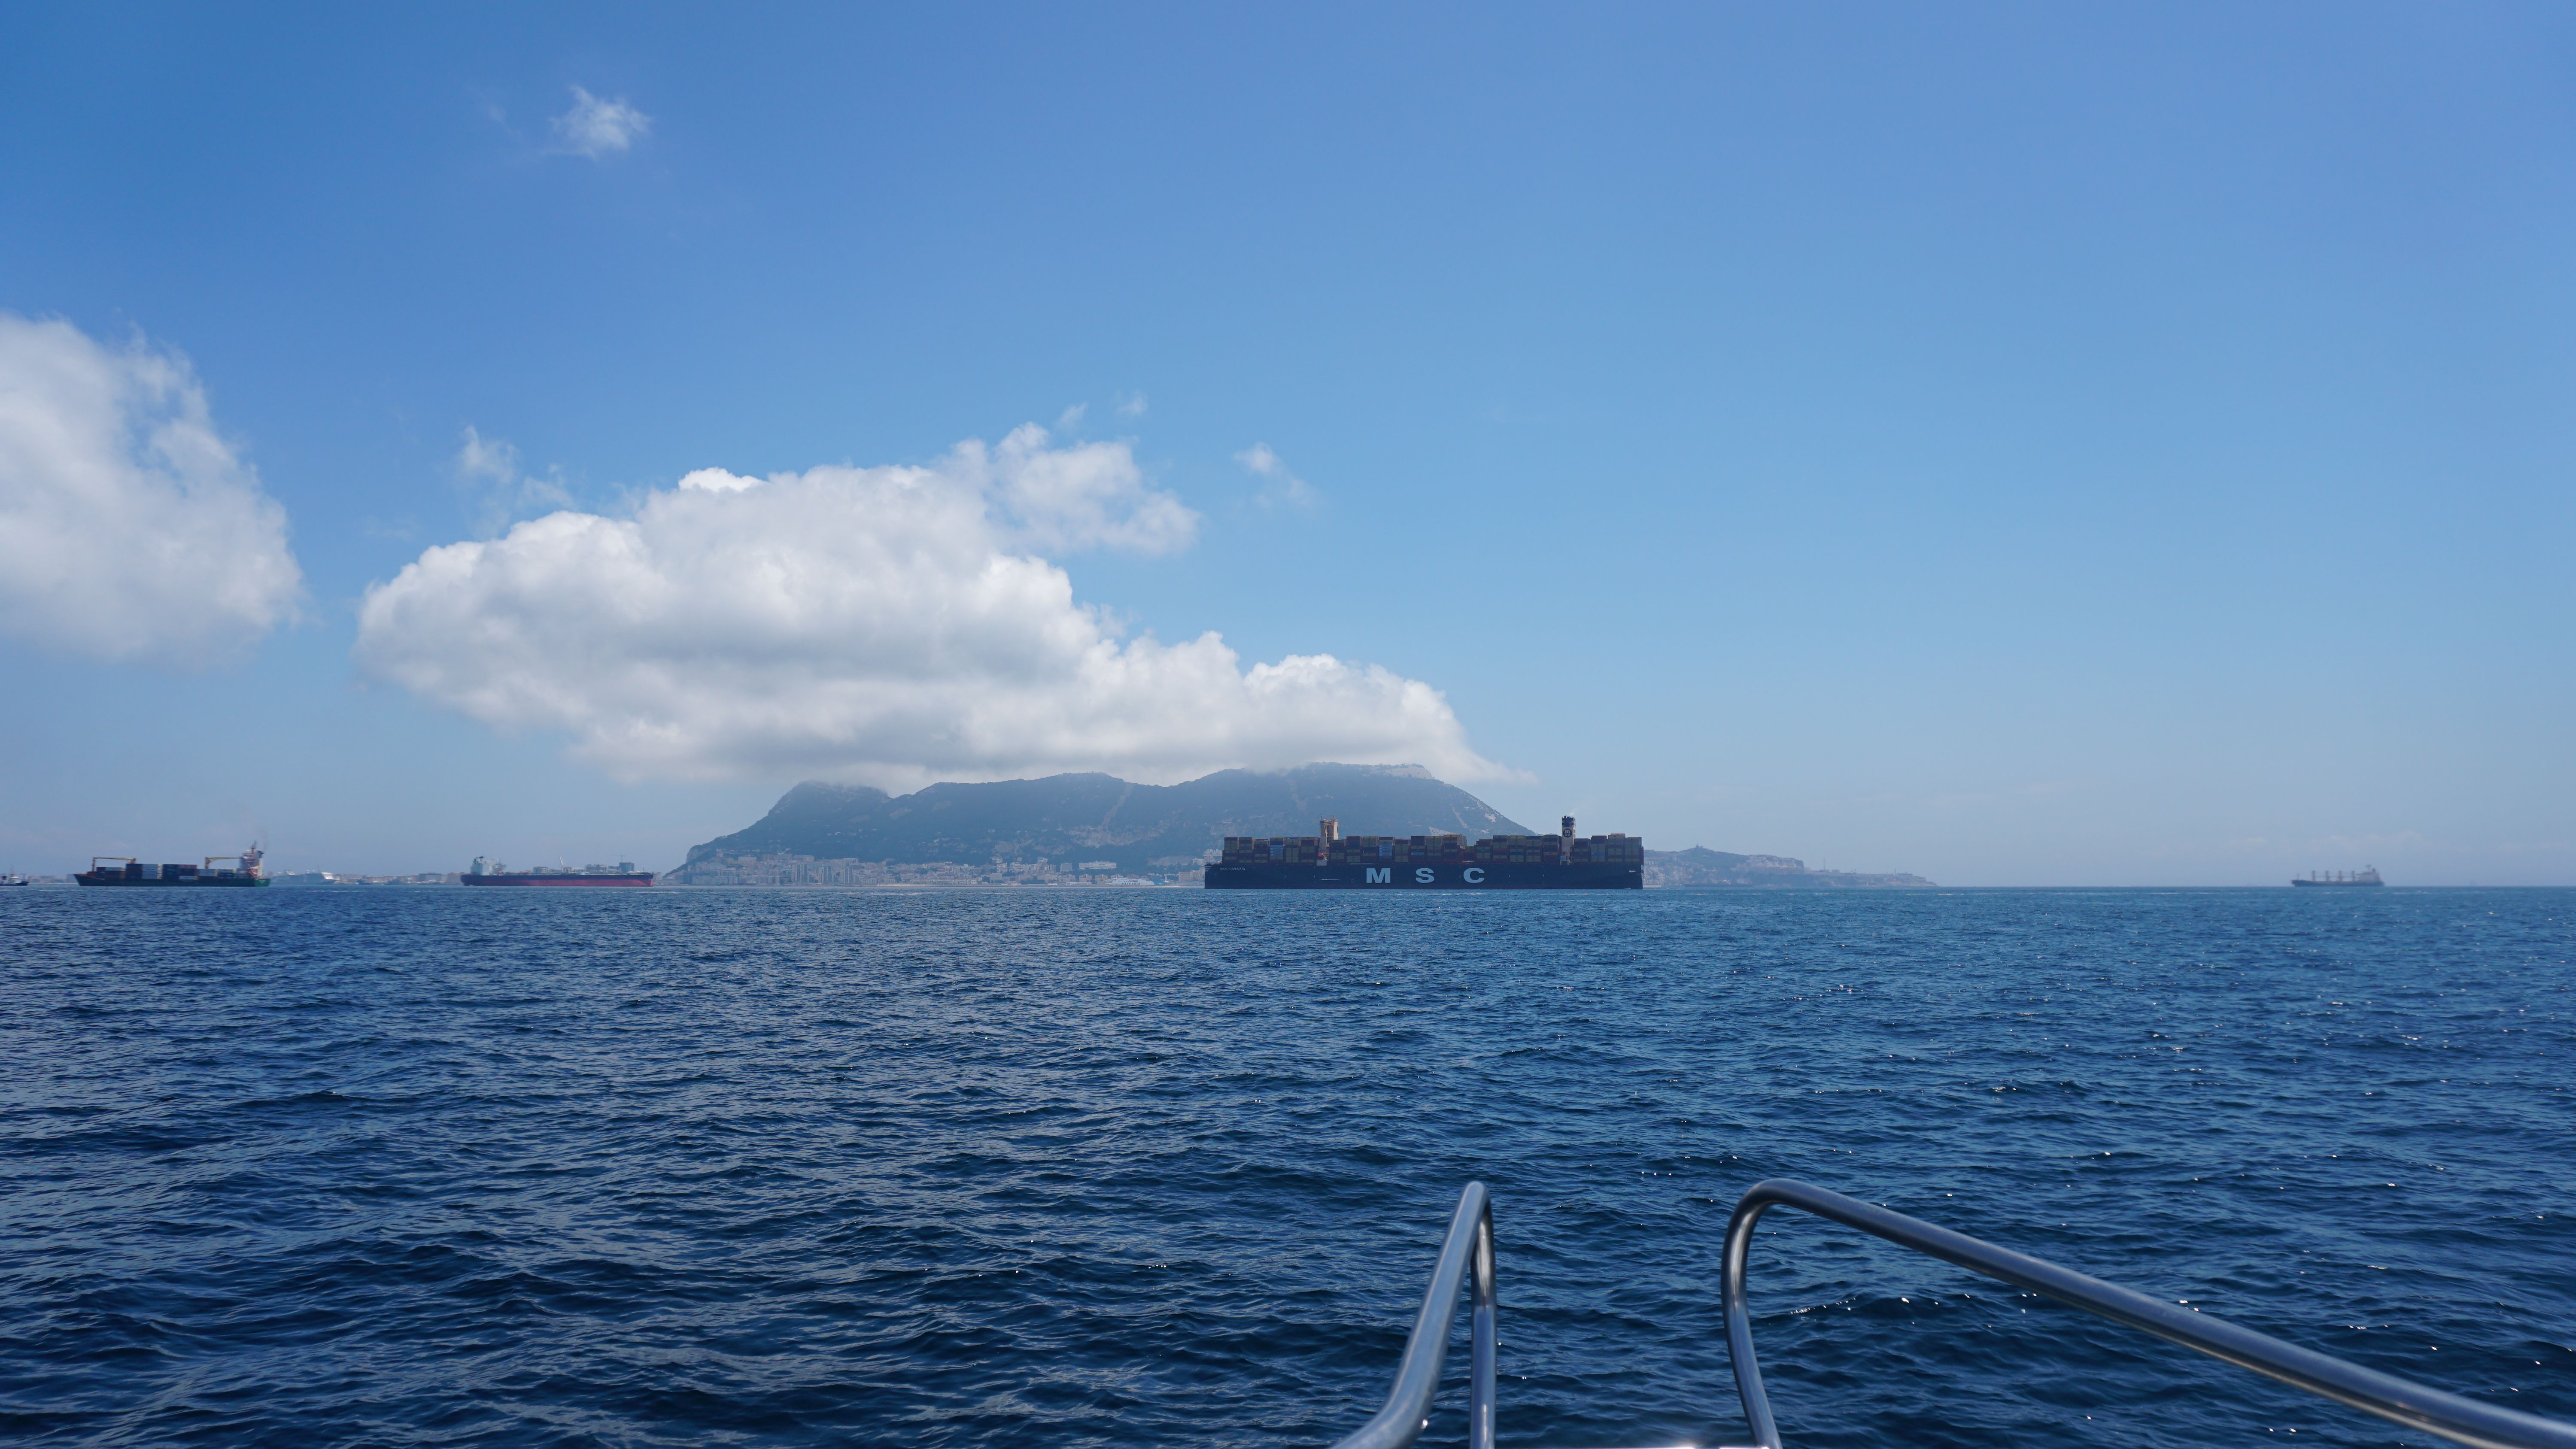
[1205,817,1643,890]
[76,846,268,887]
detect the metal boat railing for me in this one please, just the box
[1331,1182,1498,1449]
[1329,1178,2576,1449]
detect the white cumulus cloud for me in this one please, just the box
[356,425,1501,787]
[550,86,650,158]
[0,313,302,665]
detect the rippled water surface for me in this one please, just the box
[3,887,2570,1447]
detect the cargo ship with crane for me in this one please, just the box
[76,846,267,887]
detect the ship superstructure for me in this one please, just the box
[1205,816,1642,890]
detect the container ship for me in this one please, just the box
[2291,867,2383,888]
[1206,817,1643,891]
[77,846,267,887]
[461,856,655,888]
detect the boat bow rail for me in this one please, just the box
[1330,1179,2576,1449]
[1332,1182,1499,1449]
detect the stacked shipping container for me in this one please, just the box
[1219,831,1641,868]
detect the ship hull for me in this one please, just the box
[2290,879,2383,888]
[75,874,267,888]
[1206,861,1641,890]
[461,873,655,888]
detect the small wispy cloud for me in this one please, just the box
[550,86,651,158]
[455,426,573,534]
[1115,391,1148,419]
[1236,442,1317,509]
[1056,402,1088,432]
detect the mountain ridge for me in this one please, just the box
[675,767,1935,886]
[678,763,1531,875]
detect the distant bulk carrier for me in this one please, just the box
[2291,867,2383,888]
[462,856,655,888]
[1205,817,1643,891]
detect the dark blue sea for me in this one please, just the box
[2,887,2569,1447]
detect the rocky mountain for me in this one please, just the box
[1645,846,1934,888]
[679,763,1531,875]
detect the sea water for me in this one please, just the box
[1,887,2568,1447]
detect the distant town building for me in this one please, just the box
[662,851,1191,887]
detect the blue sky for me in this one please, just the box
[2,3,2570,885]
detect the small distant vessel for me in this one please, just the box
[0,873,28,887]
[76,846,267,887]
[2292,867,2383,888]
[461,856,654,888]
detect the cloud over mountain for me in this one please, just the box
[355,426,1502,787]
[0,313,302,665]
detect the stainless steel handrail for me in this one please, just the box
[1328,1181,1498,1449]
[1722,1177,2576,1449]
